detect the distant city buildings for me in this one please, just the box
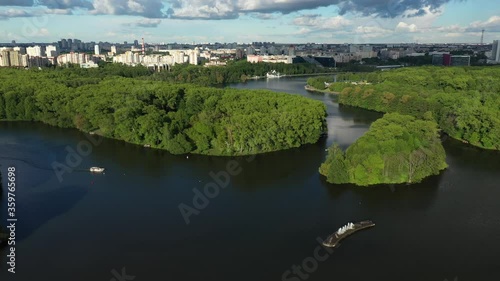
[247,55,294,64]
[0,39,491,69]
[0,47,50,67]
[57,52,102,68]
[113,48,200,68]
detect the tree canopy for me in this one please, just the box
[310,66,500,150]
[0,67,327,156]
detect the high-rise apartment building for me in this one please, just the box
[94,44,100,55]
[0,50,11,66]
[492,40,500,62]
[26,46,43,57]
[9,51,22,66]
[46,45,58,57]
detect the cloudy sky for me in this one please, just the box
[0,0,499,44]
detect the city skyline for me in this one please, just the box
[0,0,499,44]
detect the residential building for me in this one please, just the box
[247,55,293,64]
[46,45,58,57]
[9,51,22,66]
[0,49,11,66]
[492,40,500,62]
[26,45,43,57]
[451,55,471,66]
[432,54,444,66]
[80,61,99,68]
[432,54,470,66]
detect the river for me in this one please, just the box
[0,77,499,281]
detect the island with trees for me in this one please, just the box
[308,67,500,151]
[320,113,448,186]
[0,67,327,156]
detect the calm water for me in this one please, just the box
[0,77,499,281]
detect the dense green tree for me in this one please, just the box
[0,68,327,156]
[319,145,349,184]
[311,66,500,150]
[320,113,448,186]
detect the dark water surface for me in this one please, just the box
[0,77,499,281]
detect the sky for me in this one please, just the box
[0,0,499,44]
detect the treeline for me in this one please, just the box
[53,60,331,87]
[306,72,378,90]
[320,113,447,186]
[0,68,327,156]
[150,60,333,86]
[310,67,500,150]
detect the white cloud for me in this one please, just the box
[165,0,458,20]
[396,22,418,33]
[292,14,352,31]
[0,8,32,18]
[91,0,165,18]
[167,0,238,19]
[130,18,162,27]
[469,16,500,32]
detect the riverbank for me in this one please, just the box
[304,85,339,94]
[308,67,500,151]
[0,69,328,156]
[245,72,338,82]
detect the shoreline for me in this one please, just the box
[305,82,496,152]
[16,122,326,157]
[246,72,337,81]
[304,84,339,95]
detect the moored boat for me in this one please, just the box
[322,220,375,247]
[90,167,105,173]
[266,70,282,78]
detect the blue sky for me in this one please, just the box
[0,0,499,44]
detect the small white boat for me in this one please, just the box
[90,167,105,173]
[266,70,282,79]
[144,144,151,148]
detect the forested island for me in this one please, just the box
[0,67,327,155]
[308,67,500,150]
[320,113,448,186]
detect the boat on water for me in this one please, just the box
[266,70,282,79]
[90,167,105,173]
[322,220,375,247]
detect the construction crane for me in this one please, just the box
[480,29,485,45]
